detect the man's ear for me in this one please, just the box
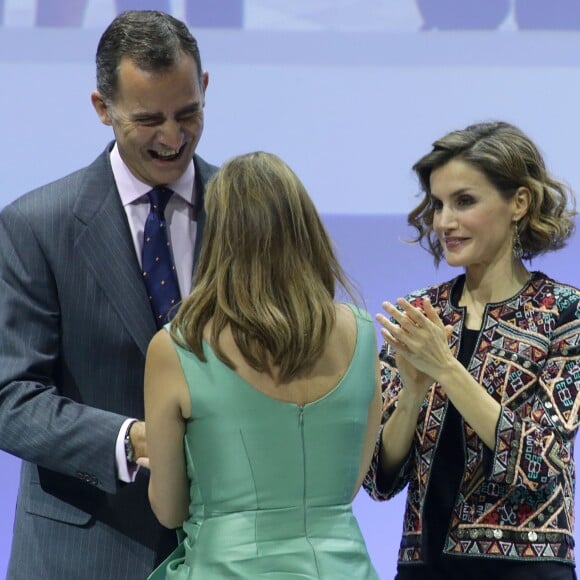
[91,91,113,126]
[200,71,209,105]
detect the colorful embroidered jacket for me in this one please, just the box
[364,272,580,565]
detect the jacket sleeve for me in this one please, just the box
[363,343,415,501]
[484,294,580,491]
[0,204,126,494]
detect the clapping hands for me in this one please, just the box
[377,297,454,391]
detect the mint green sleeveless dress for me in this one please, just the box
[150,305,379,579]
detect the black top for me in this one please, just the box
[421,328,476,561]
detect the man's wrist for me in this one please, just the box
[124,420,138,464]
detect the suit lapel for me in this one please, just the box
[73,148,156,355]
[71,148,217,354]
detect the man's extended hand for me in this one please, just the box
[129,421,149,468]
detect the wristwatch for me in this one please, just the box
[124,420,138,464]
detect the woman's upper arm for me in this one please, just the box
[144,329,191,528]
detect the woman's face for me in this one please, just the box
[430,159,519,271]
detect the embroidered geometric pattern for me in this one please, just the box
[363,272,580,565]
[142,187,181,329]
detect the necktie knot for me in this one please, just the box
[147,186,173,216]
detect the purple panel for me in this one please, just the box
[515,0,580,30]
[35,1,88,27]
[416,0,511,30]
[35,1,174,27]
[185,0,243,29]
[115,0,171,13]
[0,453,20,579]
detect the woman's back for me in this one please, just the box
[206,302,362,406]
[161,304,380,579]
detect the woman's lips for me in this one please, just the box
[444,237,469,249]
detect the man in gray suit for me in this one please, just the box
[0,11,217,579]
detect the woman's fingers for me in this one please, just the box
[421,298,445,329]
[378,297,445,351]
[376,314,409,351]
[381,301,422,334]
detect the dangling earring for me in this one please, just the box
[513,220,523,259]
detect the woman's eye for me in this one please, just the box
[457,196,474,207]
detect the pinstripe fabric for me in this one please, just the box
[0,144,217,579]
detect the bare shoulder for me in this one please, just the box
[333,302,377,350]
[145,329,184,386]
[331,303,358,352]
[147,328,177,362]
[334,302,367,332]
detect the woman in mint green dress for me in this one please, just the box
[143,152,382,579]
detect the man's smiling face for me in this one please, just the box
[93,54,208,186]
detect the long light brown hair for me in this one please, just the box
[171,152,356,382]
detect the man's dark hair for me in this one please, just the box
[96,10,203,103]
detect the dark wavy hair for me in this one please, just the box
[96,10,203,103]
[409,121,576,265]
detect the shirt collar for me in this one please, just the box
[109,143,196,206]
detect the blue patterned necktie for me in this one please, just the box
[142,186,182,329]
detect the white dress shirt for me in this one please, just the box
[109,143,197,481]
